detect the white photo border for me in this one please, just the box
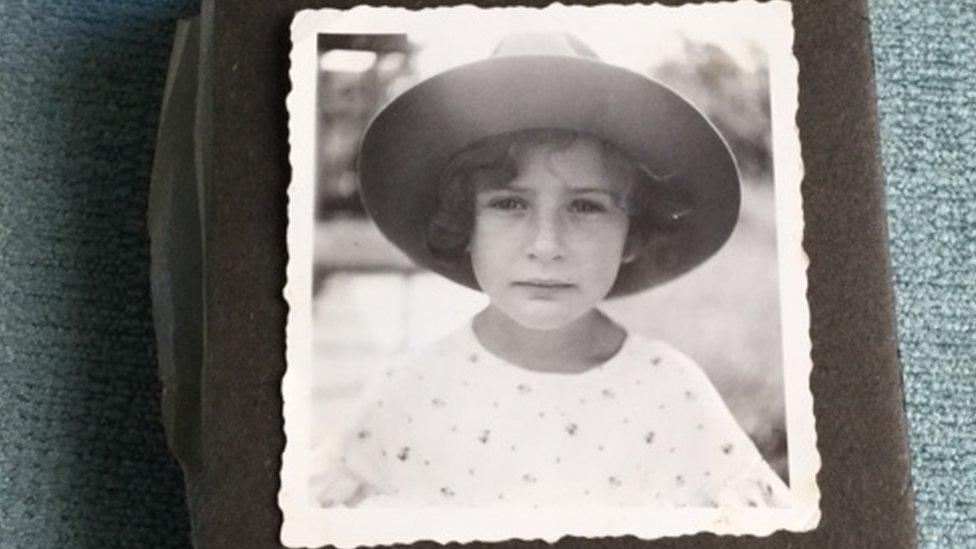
[281,3,819,547]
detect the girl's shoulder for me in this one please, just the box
[394,323,478,372]
[361,323,479,394]
[616,334,744,426]
[614,332,711,381]
[621,335,792,505]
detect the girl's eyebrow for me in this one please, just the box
[482,186,619,197]
[566,187,619,197]
[479,185,526,192]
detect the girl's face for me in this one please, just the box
[468,139,632,331]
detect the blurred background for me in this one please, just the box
[307,6,787,482]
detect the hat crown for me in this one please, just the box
[491,32,599,60]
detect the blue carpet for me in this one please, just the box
[868,1,976,546]
[0,1,972,548]
[0,1,197,547]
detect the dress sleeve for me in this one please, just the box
[714,446,793,508]
[668,346,793,508]
[310,374,396,508]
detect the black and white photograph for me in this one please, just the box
[282,3,817,547]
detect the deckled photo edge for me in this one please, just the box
[280,3,819,547]
[281,8,338,548]
[764,0,821,529]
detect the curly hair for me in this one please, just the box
[426,128,693,267]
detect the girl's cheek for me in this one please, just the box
[568,216,628,238]
[475,216,517,238]
[472,216,525,251]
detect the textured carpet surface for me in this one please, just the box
[0,1,198,547]
[868,1,976,546]
[0,1,972,548]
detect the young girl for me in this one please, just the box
[317,33,789,509]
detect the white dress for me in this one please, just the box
[317,321,791,509]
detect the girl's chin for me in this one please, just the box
[497,303,590,332]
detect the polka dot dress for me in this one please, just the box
[318,321,790,509]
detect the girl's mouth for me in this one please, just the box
[513,279,576,289]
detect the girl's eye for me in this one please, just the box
[487,197,526,211]
[569,199,607,213]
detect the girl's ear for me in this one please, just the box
[622,228,670,265]
[621,232,642,264]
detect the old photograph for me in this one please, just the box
[282,3,817,547]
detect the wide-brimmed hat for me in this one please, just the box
[358,33,740,297]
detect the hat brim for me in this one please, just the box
[358,55,740,297]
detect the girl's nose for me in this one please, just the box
[525,213,564,261]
